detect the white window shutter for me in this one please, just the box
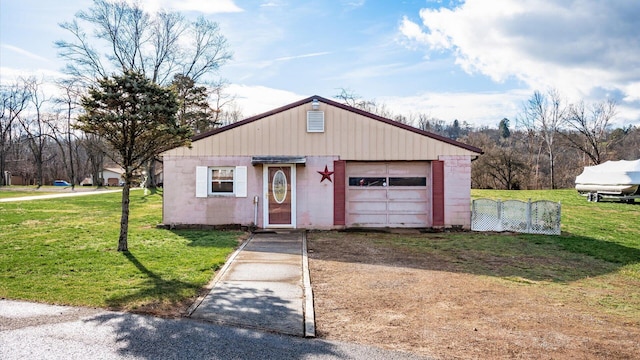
[235,166,247,197]
[195,166,208,198]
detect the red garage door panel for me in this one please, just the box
[432,160,445,227]
[346,162,431,228]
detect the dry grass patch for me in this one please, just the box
[308,229,640,359]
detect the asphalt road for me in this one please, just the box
[1,300,431,360]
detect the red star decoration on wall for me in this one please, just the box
[318,165,334,183]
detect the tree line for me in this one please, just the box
[0,74,241,189]
[334,88,640,190]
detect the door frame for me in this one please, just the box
[262,164,297,228]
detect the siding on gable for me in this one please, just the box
[164,103,479,160]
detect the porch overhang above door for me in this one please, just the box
[251,156,306,166]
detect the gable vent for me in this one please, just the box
[307,111,325,132]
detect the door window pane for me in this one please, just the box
[388,177,427,186]
[348,177,386,186]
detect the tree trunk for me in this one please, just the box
[118,180,130,252]
[0,150,6,187]
[66,92,76,190]
[549,148,556,189]
[145,159,156,188]
[35,153,43,188]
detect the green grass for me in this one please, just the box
[472,189,640,269]
[0,190,240,311]
[0,187,59,198]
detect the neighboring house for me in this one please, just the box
[82,162,162,187]
[161,95,483,230]
[102,167,125,186]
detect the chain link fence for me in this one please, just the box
[471,199,561,235]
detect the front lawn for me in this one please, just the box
[472,189,640,275]
[0,190,241,314]
[309,189,640,358]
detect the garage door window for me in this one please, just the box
[349,176,426,187]
[348,177,386,186]
[389,177,427,186]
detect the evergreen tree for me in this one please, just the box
[499,118,511,139]
[77,71,191,251]
[171,74,218,134]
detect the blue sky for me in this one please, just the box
[2,0,640,127]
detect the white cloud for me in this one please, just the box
[341,0,366,10]
[273,52,331,62]
[381,90,529,128]
[401,0,640,104]
[399,16,447,51]
[227,84,305,117]
[260,1,283,8]
[1,44,50,63]
[136,0,243,14]
[0,67,65,85]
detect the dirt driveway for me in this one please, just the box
[307,231,640,360]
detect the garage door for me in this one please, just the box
[346,162,430,227]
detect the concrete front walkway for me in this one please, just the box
[188,231,315,337]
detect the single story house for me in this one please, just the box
[161,95,482,230]
[101,167,125,186]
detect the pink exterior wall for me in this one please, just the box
[163,154,473,229]
[163,155,338,228]
[163,156,261,226]
[294,156,339,229]
[439,155,472,229]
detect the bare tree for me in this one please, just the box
[563,99,617,165]
[49,79,85,188]
[466,129,526,190]
[0,81,31,186]
[57,0,233,191]
[209,80,242,127]
[334,88,377,113]
[217,100,244,126]
[517,89,566,189]
[416,114,448,137]
[56,0,232,87]
[16,78,54,188]
[81,134,107,187]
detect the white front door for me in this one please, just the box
[263,165,296,228]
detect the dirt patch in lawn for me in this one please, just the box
[307,231,640,360]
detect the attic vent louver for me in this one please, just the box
[307,111,325,132]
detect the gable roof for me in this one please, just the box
[191,95,482,154]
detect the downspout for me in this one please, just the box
[253,195,260,227]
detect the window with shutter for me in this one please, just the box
[194,166,248,197]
